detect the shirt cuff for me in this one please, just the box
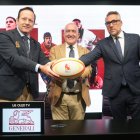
[36,64,41,72]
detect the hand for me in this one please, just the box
[39,61,60,81]
[90,75,103,89]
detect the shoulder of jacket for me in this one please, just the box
[78,45,89,51]
[30,37,40,46]
[53,44,64,49]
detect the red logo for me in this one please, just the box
[65,63,71,71]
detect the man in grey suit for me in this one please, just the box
[80,11,140,120]
[0,7,59,101]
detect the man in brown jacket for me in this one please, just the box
[48,22,92,120]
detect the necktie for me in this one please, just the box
[22,35,30,56]
[69,45,75,57]
[22,36,30,83]
[67,45,75,89]
[115,37,122,59]
[115,37,126,86]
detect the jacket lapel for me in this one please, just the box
[77,45,85,57]
[123,33,129,59]
[59,44,66,58]
[29,38,35,59]
[13,29,28,57]
[108,36,122,62]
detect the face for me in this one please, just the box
[64,23,80,45]
[105,14,122,37]
[16,9,35,35]
[44,36,52,48]
[6,18,16,31]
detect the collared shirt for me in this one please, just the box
[62,43,82,93]
[17,27,40,72]
[112,31,125,56]
[17,27,30,51]
[65,43,79,59]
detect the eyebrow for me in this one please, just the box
[6,20,14,23]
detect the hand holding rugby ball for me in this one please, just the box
[51,58,85,79]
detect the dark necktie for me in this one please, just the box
[115,37,122,59]
[115,37,126,85]
[22,35,30,56]
[67,45,75,89]
[22,36,30,83]
[69,45,75,57]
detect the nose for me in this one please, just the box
[109,22,114,26]
[25,19,30,24]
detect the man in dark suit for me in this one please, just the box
[0,7,59,101]
[80,11,140,120]
[48,22,92,120]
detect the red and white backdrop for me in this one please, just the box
[0,5,139,113]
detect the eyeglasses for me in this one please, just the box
[105,20,120,26]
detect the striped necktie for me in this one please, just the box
[115,37,122,59]
[115,37,126,85]
[22,35,30,56]
[67,45,75,89]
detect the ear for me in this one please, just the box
[120,20,123,25]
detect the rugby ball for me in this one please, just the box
[51,58,85,79]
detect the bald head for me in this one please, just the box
[64,22,79,34]
[63,22,80,45]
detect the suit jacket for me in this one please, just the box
[80,32,140,98]
[48,43,92,106]
[0,29,49,100]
